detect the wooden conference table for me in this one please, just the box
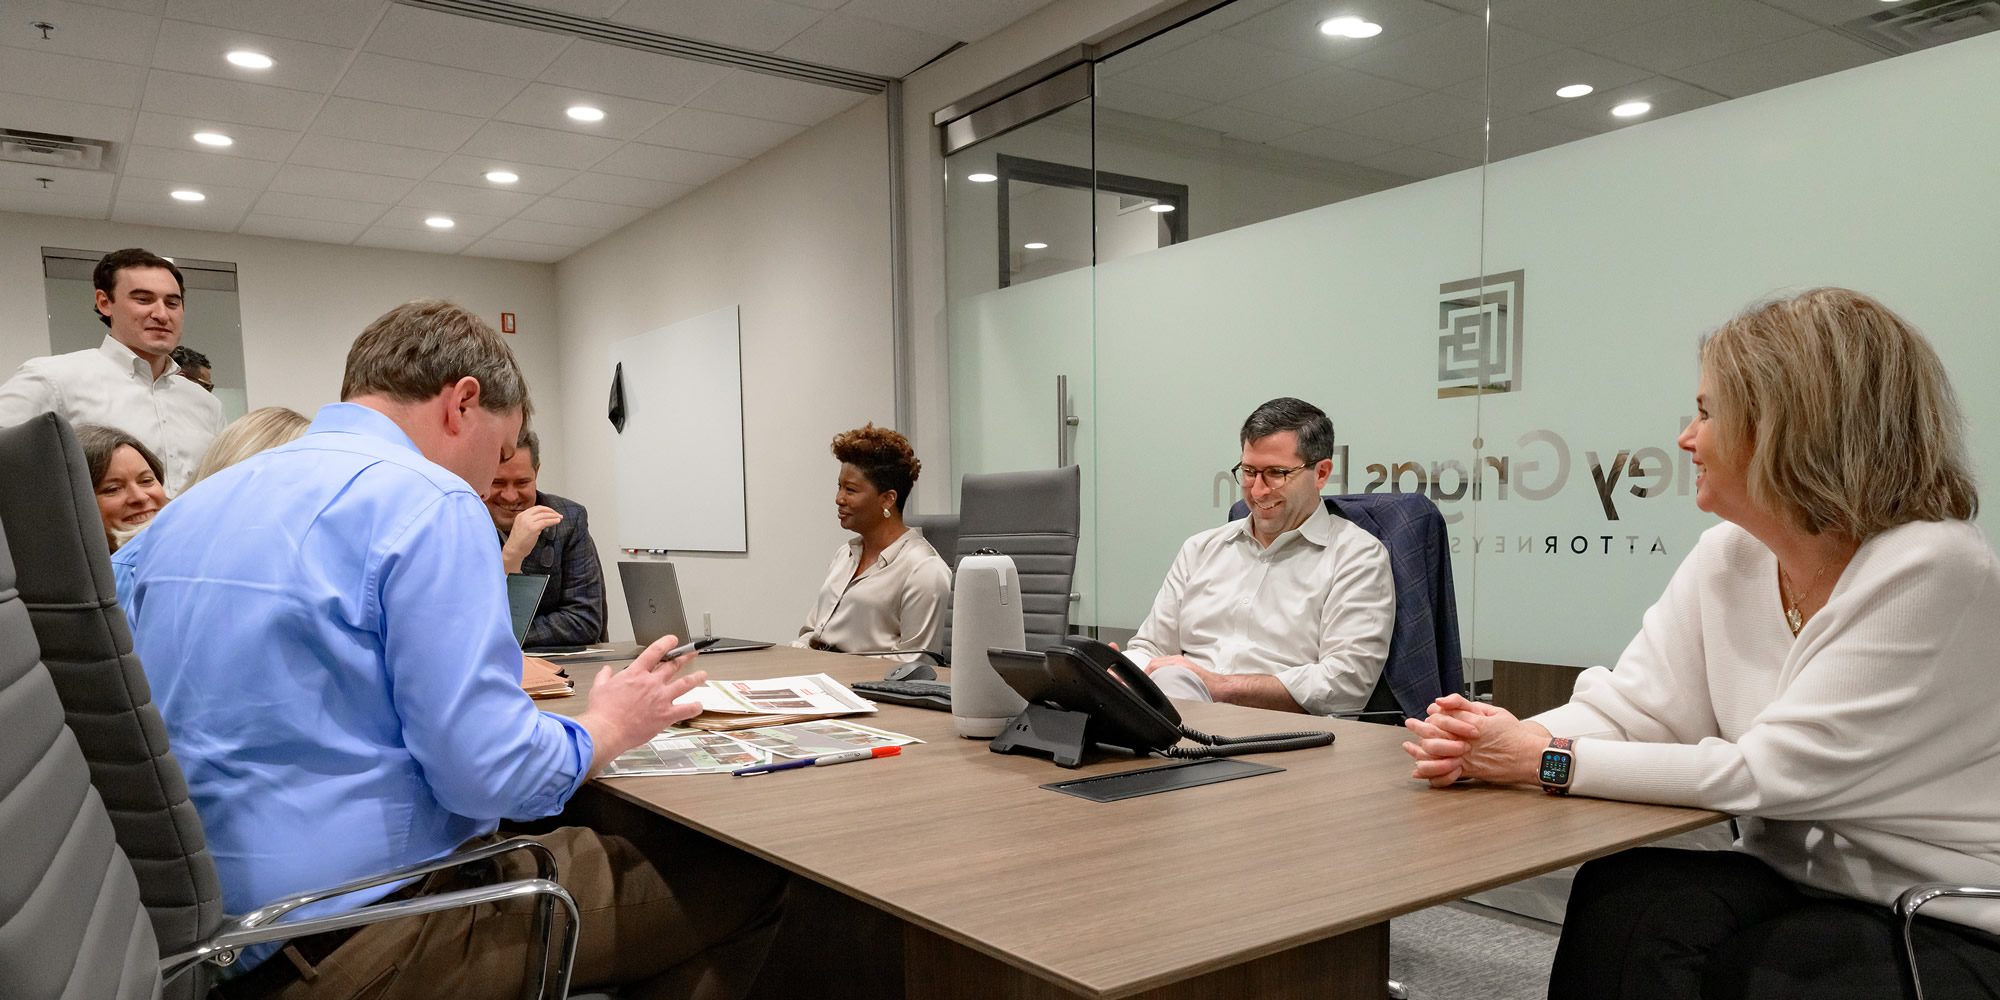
[545,646,1718,999]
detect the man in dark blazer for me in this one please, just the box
[486,430,608,647]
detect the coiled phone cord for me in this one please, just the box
[1160,724,1335,758]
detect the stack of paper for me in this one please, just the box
[522,657,573,699]
[681,673,876,731]
[599,720,923,778]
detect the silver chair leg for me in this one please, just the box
[1893,882,2000,1000]
[1387,978,1409,999]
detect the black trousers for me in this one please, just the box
[1549,847,2000,1000]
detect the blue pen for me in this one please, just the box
[732,757,818,777]
[731,746,901,776]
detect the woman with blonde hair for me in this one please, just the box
[189,406,310,486]
[1404,288,2000,998]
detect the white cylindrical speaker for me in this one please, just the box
[950,552,1028,738]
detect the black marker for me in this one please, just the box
[659,636,720,661]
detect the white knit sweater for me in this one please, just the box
[1534,519,2000,933]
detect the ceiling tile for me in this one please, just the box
[0,160,116,199]
[286,133,447,178]
[1341,20,1562,89]
[1265,126,1400,163]
[1093,79,1213,122]
[515,196,648,229]
[608,0,820,52]
[2,93,137,143]
[163,0,384,48]
[1227,65,1423,126]
[686,69,869,127]
[1756,0,1895,28]
[1334,91,1487,144]
[236,214,366,243]
[252,190,390,225]
[352,225,476,254]
[132,111,299,160]
[547,171,694,207]
[458,121,623,170]
[310,97,484,153]
[114,175,258,226]
[1672,28,1882,99]
[0,1,159,66]
[268,163,414,203]
[782,0,848,10]
[371,205,504,238]
[1422,114,1593,161]
[1111,35,1325,103]
[535,39,729,105]
[1486,0,1700,48]
[1353,145,1477,180]
[1440,47,1651,115]
[1528,76,1724,133]
[836,0,1060,42]
[1174,105,1311,144]
[398,180,538,217]
[142,70,322,130]
[488,217,611,248]
[491,83,677,141]
[334,52,530,118]
[426,155,578,195]
[0,188,114,218]
[591,143,743,186]
[464,237,574,263]
[150,19,354,93]
[635,109,802,160]
[1581,0,1817,74]
[70,0,166,11]
[774,12,955,77]
[363,5,570,79]
[111,197,249,233]
[123,144,281,188]
[1220,0,1466,63]
[523,0,621,16]
[0,46,146,107]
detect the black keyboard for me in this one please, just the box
[852,679,951,711]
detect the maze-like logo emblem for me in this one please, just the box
[1436,269,1524,398]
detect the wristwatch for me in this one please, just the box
[1539,736,1574,796]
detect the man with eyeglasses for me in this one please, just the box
[1122,397,1394,714]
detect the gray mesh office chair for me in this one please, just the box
[943,466,1080,655]
[902,512,959,659]
[0,413,580,998]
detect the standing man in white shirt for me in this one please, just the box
[0,248,223,493]
[1124,397,1395,714]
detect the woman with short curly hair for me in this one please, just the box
[793,424,951,661]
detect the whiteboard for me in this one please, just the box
[609,307,747,552]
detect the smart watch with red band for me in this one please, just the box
[1539,736,1574,795]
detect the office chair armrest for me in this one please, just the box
[226,836,558,931]
[1893,882,2000,1000]
[161,877,580,988]
[1329,708,1407,722]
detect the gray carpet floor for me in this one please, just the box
[1389,901,1561,1000]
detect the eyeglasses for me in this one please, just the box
[1231,463,1308,486]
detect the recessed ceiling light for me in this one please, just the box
[1023,241,1048,250]
[967,172,998,183]
[424,216,455,229]
[192,131,233,147]
[1611,101,1652,118]
[1319,16,1383,39]
[484,169,519,184]
[225,50,273,70]
[565,105,605,122]
[1555,84,1594,99]
[1148,203,1175,213]
[170,189,205,202]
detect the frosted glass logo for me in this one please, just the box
[1437,270,1525,398]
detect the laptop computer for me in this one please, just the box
[504,573,551,648]
[617,561,774,653]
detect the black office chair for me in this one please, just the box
[0,413,581,998]
[1227,491,1463,723]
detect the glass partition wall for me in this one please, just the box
[942,0,2000,693]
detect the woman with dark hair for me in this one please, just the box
[793,424,951,661]
[77,423,168,552]
[1404,288,2000,998]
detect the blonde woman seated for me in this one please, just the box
[78,424,168,553]
[794,425,951,661]
[188,406,310,487]
[1403,289,2000,999]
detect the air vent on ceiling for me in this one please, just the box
[0,129,110,170]
[1836,0,2000,54]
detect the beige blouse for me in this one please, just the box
[793,528,952,662]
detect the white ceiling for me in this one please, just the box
[1098,0,1921,181]
[0,0,1059,262]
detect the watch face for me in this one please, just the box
[1540,749,1572,785]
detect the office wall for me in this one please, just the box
[0,212,566,482]
[554,96,893,644]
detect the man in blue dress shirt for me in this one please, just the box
[115,300,783,999]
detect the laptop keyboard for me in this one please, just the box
[852,679,951,711]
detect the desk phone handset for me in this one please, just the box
[987,637,1335,767]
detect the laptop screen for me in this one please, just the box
[505,574,550,647]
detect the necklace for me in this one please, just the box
[1778,554,1836,636]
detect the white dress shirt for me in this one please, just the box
[0,334,223,493]
[793,527,952,662]
[1124,502,1395,714]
